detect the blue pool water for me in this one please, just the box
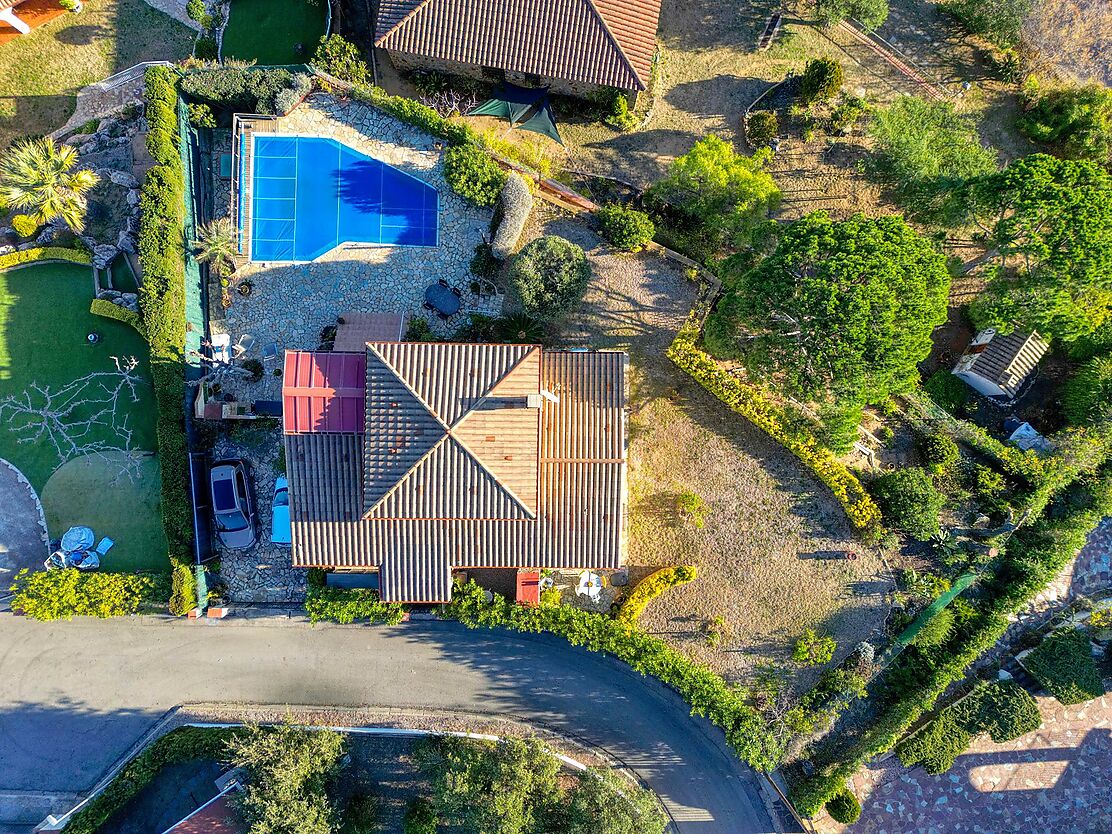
[246,135,439,262]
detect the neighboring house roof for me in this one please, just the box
[283,344,627,602]
[161,790,245,834]
[958,329,1049,398]
[334,312,408,352]
[374,0,662,91]
[283,351,367,434]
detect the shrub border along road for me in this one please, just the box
[0,246,91,269]
[667,312,882,533]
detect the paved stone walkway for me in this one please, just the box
[214,94,500,404]
[834,693,1112,834]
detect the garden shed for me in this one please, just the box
[952,328,1049,401]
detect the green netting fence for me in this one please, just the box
[890,571,979,657]
[177,95,204,365]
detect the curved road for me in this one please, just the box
[0,617,776,833]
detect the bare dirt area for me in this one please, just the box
[526,208,894,687]
[1023,0,1112,86]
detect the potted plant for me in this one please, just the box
[237,279,253,297]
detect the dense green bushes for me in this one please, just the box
[919,432,959,474]
[1023,627,1103,705]
[443,144,507,207]
[615,565,697,625]
[668,317,882,532]
[169,561,196,616]
[508,235,591,321]
[869,467,944,540]
[139,66,192,568]
[942,0,1032,48]
[824,787,861,824]
[442,580,787,771]
[8,568,165,620]
[180,67,312,118]
[596,203,655,251]
[897,681,1041,773]
[304,585,407,625]
[746,110,778,146]
[1018,82,1112,165]
[349,84,475,146]
[312,34,370,86]
[799,58,844,104]
[90,298,146,336]
[1062,355,1112,426]
[64,726,242,834]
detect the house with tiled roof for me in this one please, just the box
[282,342,628,603]
[952,328,1049,401]
[374,0,662,100]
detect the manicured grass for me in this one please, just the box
[0,262,158,491]
[41,453,168,572]
[0,0,194,148]
[222,0,327,65]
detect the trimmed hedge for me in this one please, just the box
[304,585,407,625]
[90,298,146,337]
[139,66,193,579]
[1023,627,1103,705]
[667,317,882,533]
[616,565,697,626]
[441,580,786,772]
[63,726,243,834]
[596,203,656,251]
[825,787,861,824]
[8,568,165,620]
[169,561,195,617]
[0,246,91,269]
[792,466,1112,816]
[443,144,508,207]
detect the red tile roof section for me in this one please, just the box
[164,793,245,834]
[282,351,367,434]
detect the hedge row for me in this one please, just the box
[441,580,787,772]
[345,80,477,146]
[667,317,882,532]
[791,466,1112,815]
[304,585,407,625]
[0,246,91,269]
[616,565,697,626]
[63,726,242,834]
[90,298,146,337]
[138,66,194,602]
[8,568,166,621]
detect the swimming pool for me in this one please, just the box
[244,135,440,262]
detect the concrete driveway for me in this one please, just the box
[0,617,777,833]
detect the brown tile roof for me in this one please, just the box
[968,330,1049,398]
[375,0,662,91]
[162,792,245,834]
[284,346,627,602]
[333,312,407,352]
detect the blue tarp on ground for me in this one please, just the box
[249,135,439,262]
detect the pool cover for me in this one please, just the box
[248,135,439,262]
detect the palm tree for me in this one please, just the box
[193,217,239,278]
[0,137,99,231]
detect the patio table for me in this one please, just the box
[425,283,462,317]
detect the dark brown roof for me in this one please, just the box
[333,312,407,352]
[967,330,1048,397]
[375,0,662,91]
[162,792,245,834]
[284,346,627,602]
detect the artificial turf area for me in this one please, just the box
[41,454,168,572]
[0,262,157,491]
[222,0,328,66]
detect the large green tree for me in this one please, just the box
[648,135,780,251]
[869,96,998,220]
[962,154,1112,342]
[563,770,667,834]
[706,212,950,445]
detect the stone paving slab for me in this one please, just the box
[821,694,1112,833]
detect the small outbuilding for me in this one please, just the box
[952,328,1049,401]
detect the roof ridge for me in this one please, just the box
[362,433,451,519]
[374,0,439,46]
[580,0,644,90]
[444,433,537,518]
[366,342,451,431]
[449,345,540,428]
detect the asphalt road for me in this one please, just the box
[0,617,776,833]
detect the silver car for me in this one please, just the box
[210,459,257,549]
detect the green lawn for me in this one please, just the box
[222,0,327,65]
[41,453,168,572]
[0,0,194,148]
[0,261,158,491]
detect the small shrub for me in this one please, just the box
[186,0,205,21]
[923,368,970,412]
[876,425,894,443]
[405,316,435,341]
[168,561,196,616]
[187,103,215,128]
[897,709,971,773]
[470,242,501,278]
[616,565,697,626]
[242,358,264,383]
[919,432,959,474]
[1062,354,1112,426]
[313,34,370,85]
[596,203,655,251]
[869,467,945,540]
[746,110,778,146]
[675,488,708,528]
[274,88,300,116]
[913,606,955,647]
[793,628,837,666]
[443,144,507,207]
[341,793,378,834]
[193,35,218,61]
[830,94,870,133]
[799,57,844,104]
[825,787,861,824]
[508,235,591,321]
[11,213,38,237]
[403,798,437,834]
[1023,627,1103,705]
[604,90,639,131]
[972,464,1006,498]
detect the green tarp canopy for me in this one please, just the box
[467,83,563,145]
